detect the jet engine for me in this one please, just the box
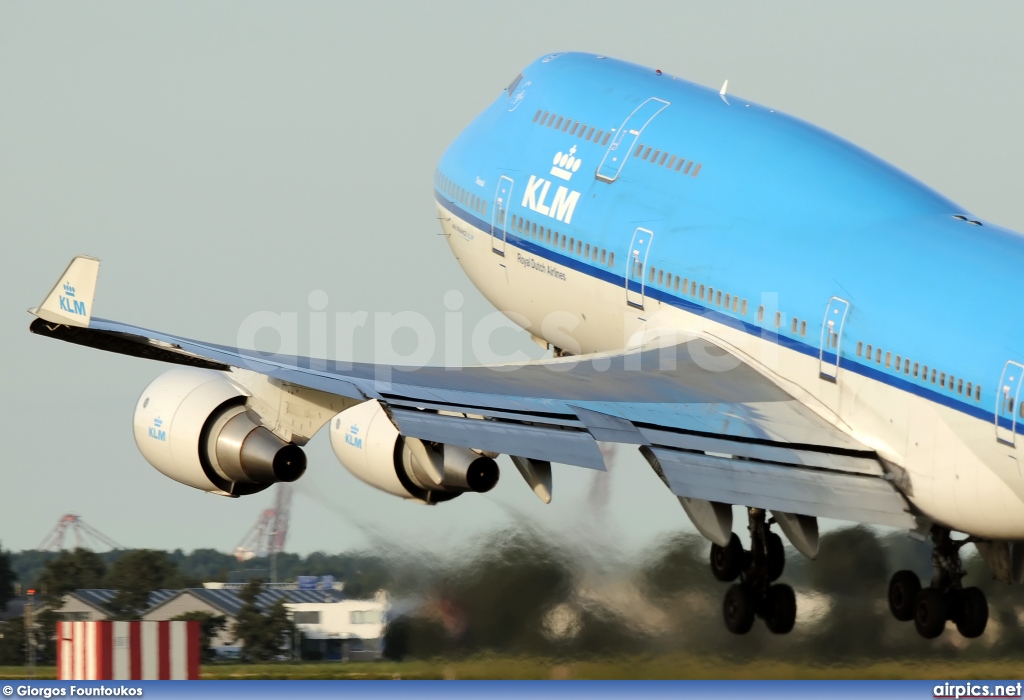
[329,400,499,503]
[133,368,306,497]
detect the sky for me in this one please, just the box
[2,2,1024,559]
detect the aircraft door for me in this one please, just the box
[596,98,669,183]
[491,176,514,255]
[996,361,1024,445]
[818,297,850,382]
[625,227,654,309]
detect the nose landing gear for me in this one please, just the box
[713,508,796,634]
[887,528,988,639]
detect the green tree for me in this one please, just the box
[104,550,194,618]
[232,580,294,662]
[0,618,26,665]
[0,543,16,613]
[171,611,227,661]
[37,548,107,603]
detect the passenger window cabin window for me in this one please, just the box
[684,162,693,174]
[700,285,705,300]
[976,385,982,401]
[562,119,571,132]
[914,363,919,378]
[592,247,598,262]
[658,269,664,285]
[775,311,782,328]
[569,237,574,250]
[725,293,731,308]
[949,374,955,390]
[888,353,893,369]
[634,144,645,158]
[904,359,910,375]
[716,291,722,306]
[922,365,928,380]
[577,240,582,255]
[668,155,677,169]
[560,235,566,250]
[652,149,660,162]
[585,243,591,258]
[608,252,615,267]
[691,282,697,296]
[595,130,604,143]
[643,147,652,160]
[957,379,963,394]
[533,109,542,123]
[866,344,872,359]
[800,320,806,336]
[675,160,685,172]
[601,132,611,146]
[546,228,552,243]
[570,121,579,135]
[940,373,946,388]
[555,117,563,130]
[741,299,747,315]
[547,114,556,127]
[856,341,863,357]
[876,349,882,364]
[967,381,972,397]
[791,318,798,334]
[649,266,656,282]
[601,249,607,264]
[708,286,714,302]
[660,152,669,166]
[674,275,680,291]
[758,306,764,322]
[931,369,937,384]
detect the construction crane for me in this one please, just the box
[37,514,123,552]
[233,483,292,565]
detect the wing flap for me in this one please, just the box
[651,447,914,529]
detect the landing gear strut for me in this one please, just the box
[887,528,988,639]
[712,508,796,635]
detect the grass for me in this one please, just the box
[4,656,1024,680]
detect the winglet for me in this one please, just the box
[30,255,100,328]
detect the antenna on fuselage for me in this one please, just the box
[719,79,729,96]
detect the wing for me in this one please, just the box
[28,256,916,529]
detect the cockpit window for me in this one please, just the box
[506,73,523,96]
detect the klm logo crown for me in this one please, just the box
[550,145,582,181]
[153,417,163,428]
[63,282,76,298]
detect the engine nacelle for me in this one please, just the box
[329,400,499,503]
[133,368,306,497]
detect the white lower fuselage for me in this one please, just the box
[440,203,1024,540]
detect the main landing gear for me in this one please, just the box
[712,508,796,634]
[888,528,988,639]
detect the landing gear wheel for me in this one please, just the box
[763,583,797,634]
[723,584,756,634]
[914,587,948,639]
[710,533,744,582]
[954,587,988,639]
[888,570,921,622]
[766,532,785,582]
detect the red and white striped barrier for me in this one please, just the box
[57,620,200,680]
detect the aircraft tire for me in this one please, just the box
[766,532,785,582]
[723,584,756,634]
[763,583,797,634]
[954,587,988,639]
[710,533,744,582]
[887,570,921,622]
[914,587,947,639]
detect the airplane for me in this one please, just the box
[28,51,1024,640]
